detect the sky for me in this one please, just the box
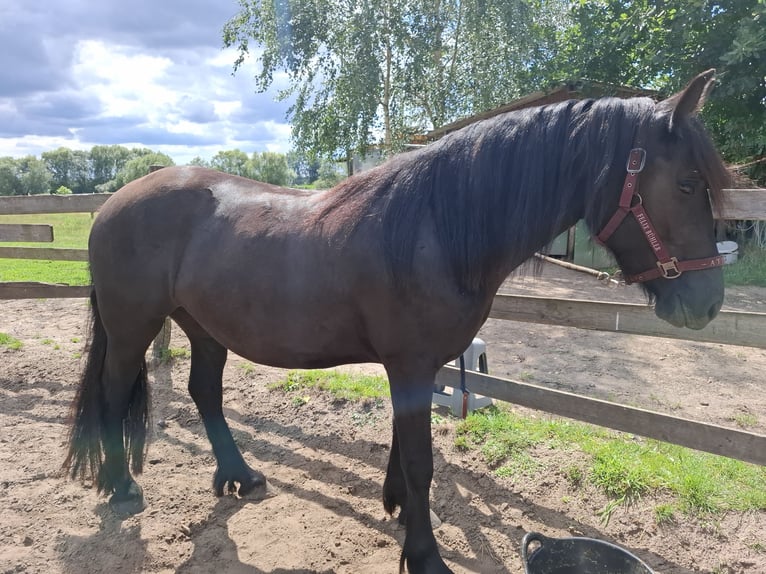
[0,0,293,165]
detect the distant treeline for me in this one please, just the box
[0,145,346,196]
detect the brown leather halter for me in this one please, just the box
[596,148,725,284]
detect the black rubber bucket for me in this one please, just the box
[521,532,654,574]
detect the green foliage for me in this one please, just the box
[90,145,134,188]
[109,152,175,190]
[159,347,191,363]
[723,245,766,287]
[542,0,766,169]
[17,156,52,195]
[270,369,390,401]
[313,158,345,189]
[0,157,22,196]
[205,149,295,185]
[55,186,73,195]
[654,503,676,525]
[223,0,559,156]
[41,148,92,194]
[210,149,251,177]
[251,151,295,186]
[286,150,319,185]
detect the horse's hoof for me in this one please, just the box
[402,553,454,574]
[237,469,270,499]
[109,482,145,516]
[240,479,277,501]
[214,467,267,498]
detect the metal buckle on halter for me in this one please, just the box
[657,257,681,279]
[626,148,647,174]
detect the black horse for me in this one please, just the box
[65,70,730,573]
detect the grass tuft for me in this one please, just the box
[159,347,191,363]
[0,332,23,350]
[271,369,389,401]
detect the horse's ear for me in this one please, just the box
[660,69,716,131]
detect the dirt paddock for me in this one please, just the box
[1,264,764,573]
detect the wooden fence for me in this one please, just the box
[2,188,766,465]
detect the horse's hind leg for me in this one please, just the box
[101,325,164,514]
[172,310,266,497]
[383,421,408,524]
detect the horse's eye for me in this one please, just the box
[679,180,697,195]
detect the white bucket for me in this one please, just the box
[717,240,738,265]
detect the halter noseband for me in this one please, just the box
[596,148,725,285]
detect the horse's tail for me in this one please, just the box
[63,289,150,492]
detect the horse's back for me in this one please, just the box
[89,167,312,311]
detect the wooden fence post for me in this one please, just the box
[152,318,173,363]
[148,164,172,363]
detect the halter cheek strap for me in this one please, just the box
[596,148,725,285]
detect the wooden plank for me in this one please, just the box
[718,189,766,220]
[0,247,88,261]
[436,366,766,466]
[0,282,90,299]
[490,294,766,349]
[0,193,110,215]
[0,224,53,242]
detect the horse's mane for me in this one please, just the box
[311,97,730,294]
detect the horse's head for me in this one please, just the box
[596,70,731,329]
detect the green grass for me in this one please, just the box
[0,213,93,285]
[159,347,191,363]
[267,371,766,521]
[723,244,766,287]
[270,369,390,401]
[0,332,23,350]
[455,405,766,519]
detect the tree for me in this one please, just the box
[223,0,557,157]
[17,156,51,195]
[251,151,293,185]
[70,150,92,194]
[541,0,766,172]
[210,149,252,177]
[314,157,345,189]
[0,157,21,196]
[110,152,175,190]
[286,150,319,185]
[90,145,133,188]
[41,147,76,192]
[188,156,210,167]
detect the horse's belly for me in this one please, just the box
[183,300,379,368]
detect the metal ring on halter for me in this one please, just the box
[626,148,646,173]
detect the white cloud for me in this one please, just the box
[0,0,294,164]
[72,40,176,118]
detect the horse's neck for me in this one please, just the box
[487,176,587,290]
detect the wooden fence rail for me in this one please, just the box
[0,193,111,215]
[490,294,766,349]
[435,367,766,466]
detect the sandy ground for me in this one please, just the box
[1,264,764,574]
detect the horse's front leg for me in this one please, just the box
[387,366,453,574]
[171,309,268,498]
